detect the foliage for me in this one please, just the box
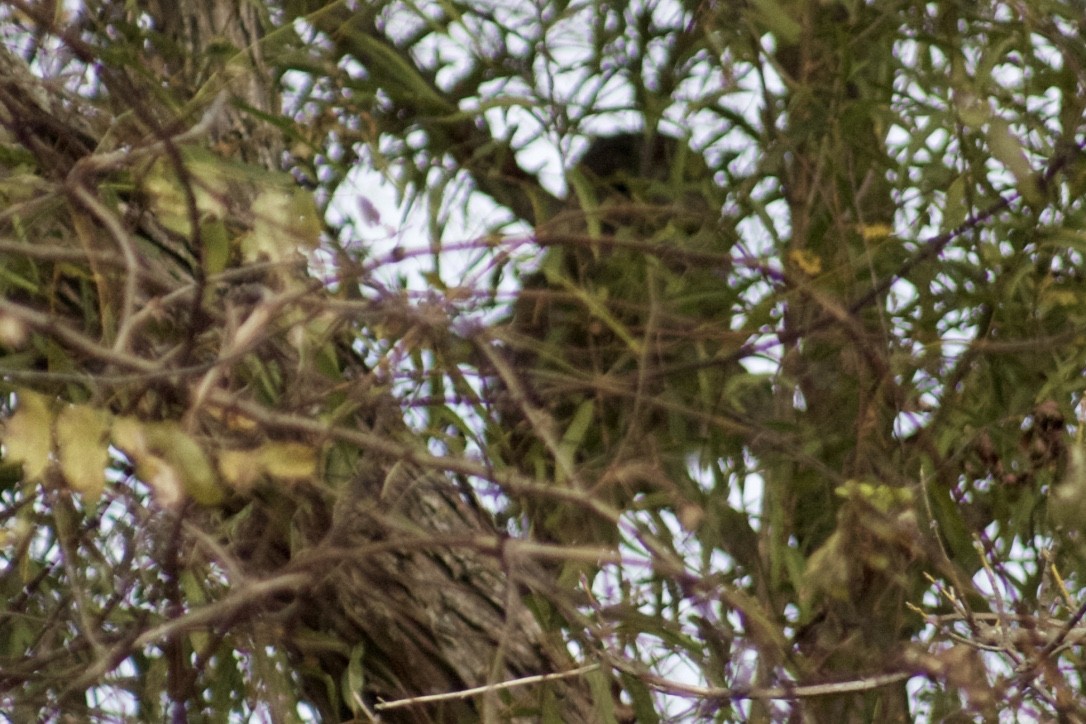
[2,0,1086,722]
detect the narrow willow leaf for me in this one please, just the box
[136,453,186,509]
[942,175,967,232]
[201,217,231,277]
[258,441,317,481]
[585,667,619,724]
[987,118,1043,206]
[219,441,317,492]
[557,399,596,477]
[343,643,366,715]
[789,249,822,276]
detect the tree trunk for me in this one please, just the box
[772,2,913,720]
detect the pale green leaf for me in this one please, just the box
[144,155,229,238]
[56,404,111,502]
[218,448,261,491]
[114,418,224,506]
[802,530,850,603]
[258,441,317,481]
[147,423,223,506]
[3,390,53,481]
[241,186,320,264]
[343,643,366,715]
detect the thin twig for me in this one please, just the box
[611,660,912,703]
[70,92,229,176]
[974,536,1014,654]
[65,571,310,693]
[372,664,600,711]
[473,334,582,487]
[65,182,141,355]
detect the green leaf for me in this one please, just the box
[557,400,596,479]
[218,441,317,491]
[1053,446,1086,532]
[620,672,661,724]
[217,448,261,491]
[345,33,455,115]
[242,186,321,264]
[151,423,223,506]
[585,667,619,724]
[56,403,111,503]
[343,643,366,715]
[987,117,1043,206]
[113,417,225,507]
[144,154,229,238]
[567,169,603,240]
[201,216,231,277]
[748,0,801,44]
[259,441,318,480]
[802,530,850,603]
[942,175,967,232]
[3,390,53,481]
